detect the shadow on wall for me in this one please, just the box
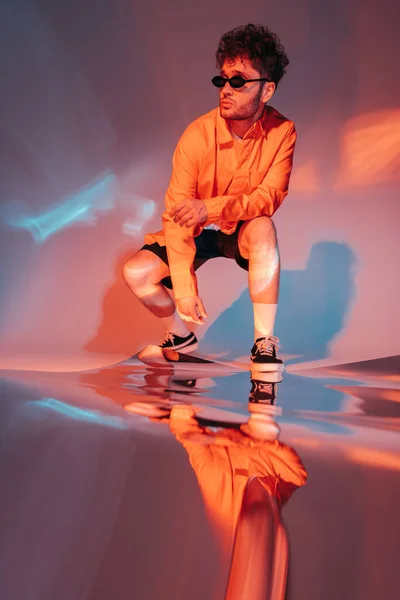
[202,241,357,362]
[84,248,164,356]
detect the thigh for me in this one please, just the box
[137,232,223,290]
[138,238,210,290]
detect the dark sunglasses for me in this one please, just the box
[212,75,271,89]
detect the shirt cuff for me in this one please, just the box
[206,197,224,222]
[170,272,199,299]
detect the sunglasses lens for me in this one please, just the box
[229,76,246,88]
[212,76,226,88]
[212,75,248,88]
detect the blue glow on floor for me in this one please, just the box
[35,397,129,429]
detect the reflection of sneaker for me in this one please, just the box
[250,335,283,371]
[249,369,282,405]
[249,380,277,405]
[159,331,198,353]
[250,370,283,384]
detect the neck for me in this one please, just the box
[227,105,265,139]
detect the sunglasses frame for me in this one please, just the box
[212,75,271,89]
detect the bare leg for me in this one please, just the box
[238,217,280,305]
[123,250,175,318]
[124,249,193,344]
[224,479,283,600]
[239,217,280,341]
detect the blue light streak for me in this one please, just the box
[2,171,116,243]
[35,397,129,429]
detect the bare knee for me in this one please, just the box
[239,217,278,258]
[123,251,160,293]
[124,255,141,287]
[248,216,276,237]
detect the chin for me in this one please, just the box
[220,107,236,119]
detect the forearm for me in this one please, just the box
[162,212,199,298]
[205,186,286,224]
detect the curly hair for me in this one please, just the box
[216,24,289,86]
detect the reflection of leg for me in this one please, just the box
[224,478,284,600]
[239,217,280,339]
[124,249,189,337]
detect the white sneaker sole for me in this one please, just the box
[250,361,284,373]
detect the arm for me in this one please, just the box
[169,406,216,471]
[205,122,297,223]
[270,440,308,505]
[162,127,203,299]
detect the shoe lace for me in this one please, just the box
[160,332,175,347]
[255,335,279,356]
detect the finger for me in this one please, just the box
[197,298,208,320]
[173,204,190,217]
[174,211,189,223]
[174,209,192,224]
[169,201,186,216]
[177,214,193,227]
[177,306,204,325]
[192,316,205,325]
[189,306,205,325]
[171,200,193,219]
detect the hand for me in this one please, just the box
[169,199,208,227]
[176,295,208,325]
[169,405,202,439]
[170,405,197,421]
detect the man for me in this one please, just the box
[168,403,307,598]
[124,24,297,369]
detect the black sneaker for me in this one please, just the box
[250,335,283,371]
[249,380,277,405]
[249,369,282,405]
[159,331,198,353]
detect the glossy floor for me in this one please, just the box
[0,357,399,600]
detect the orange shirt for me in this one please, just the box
[169,423,307,555]
[144,105,297,299]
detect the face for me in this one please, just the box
[218,57,275,121]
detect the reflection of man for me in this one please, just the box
[124,24,296,370]
[169,405,307,599]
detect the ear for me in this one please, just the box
[261,81,276,103]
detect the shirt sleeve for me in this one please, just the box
[206,122,297,223]
[162,126,203,299]
[271,440,308,506]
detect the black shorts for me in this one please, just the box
[141,222,248,290]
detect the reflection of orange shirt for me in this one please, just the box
[144,106,297,298]
[170,424,307,552]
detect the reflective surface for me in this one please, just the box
[0,357,399,599]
